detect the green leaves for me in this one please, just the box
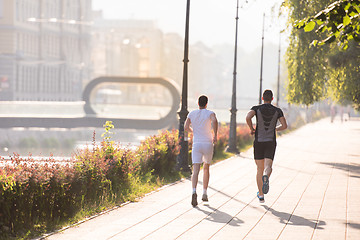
[285,0,360,109]
[343,15,351,25]
[295,19,306,29]
[304,21,316,32]
[295,0,360,49]
[101,120,114,142]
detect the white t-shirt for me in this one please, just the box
[187,109,215,143]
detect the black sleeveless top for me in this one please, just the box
[251,104,284,142]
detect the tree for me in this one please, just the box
[326,42,360,108]
[284,0,360,110]
[284,0,332,106]
[295,0,360,50]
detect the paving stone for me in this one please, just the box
[46,118,360,240]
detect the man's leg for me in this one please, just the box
[202,163,210,190]
[191,163,201,206]
[202,163,210,201]
[262,158,273,194]
[255,159,265,195]
[192,163,201,190]
[200,143,213,202]
[264,158,273,177]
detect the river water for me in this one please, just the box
[0,101,249,158]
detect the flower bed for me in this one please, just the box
[0,123,251,238]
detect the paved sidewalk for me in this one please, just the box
[46,118,360,240]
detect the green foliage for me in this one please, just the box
[284,0,332,106]
[284,0,360,110]
[137,130,180,178]
[0,142,140,238]
[0,154,78,238]
[304,21,316,32]
[0,124,185,239]
[0,122,253,239]
[327,61,360,106]
[101,121,115,160]
[295,0,360,49]
[101,121,114,143]
[327,41,360,108]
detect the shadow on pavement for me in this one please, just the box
[347,222,360,229]
[263,205,326,229]
[319,162,360,178]
[196,205,244,226]
[200,184,258,210]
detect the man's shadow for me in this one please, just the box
[264,205,326,229]
[348,222,360,229]
[196,205,244,226]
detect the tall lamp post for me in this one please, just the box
[177,0,191,172]
[276,31,281,106]
[259,13,265,104]
[226,0,240,154]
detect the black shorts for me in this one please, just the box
[253,140,277,160]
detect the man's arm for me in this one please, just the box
[276,116,287,132]
[184,117,192,133]
[246,110,256,135]
[210,113,218,144]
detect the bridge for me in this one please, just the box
[0,77,180,130]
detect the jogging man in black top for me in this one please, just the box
[246,89,287,203]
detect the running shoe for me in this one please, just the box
[191,193,198,207]
[262,175,269,194]
[257,192,265,203]
[202,194,208,202]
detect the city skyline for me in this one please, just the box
[92,0,287,53]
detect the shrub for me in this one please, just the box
[0,141,140,237]
[0,121,252,238]
[74,139,138,204]
[137,129,180,178]
[235,125,253,149]
[0,154,77,235]
[215,122,230,153]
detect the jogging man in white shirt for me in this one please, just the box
[185,95,218,207]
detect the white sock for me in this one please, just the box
[203,189,207,195]
[192,188,196,194]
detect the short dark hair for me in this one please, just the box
[198,95,208,107]
[263,89,273,102]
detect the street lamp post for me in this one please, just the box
[259,13,265,104]
[177,0,191,172]
[226,0,240,154]
[276,31,281,106]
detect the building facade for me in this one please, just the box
[0,0,92,101]
[91,15,170,107]
[91,15,163,78]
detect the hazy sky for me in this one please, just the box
[92,0,287,53]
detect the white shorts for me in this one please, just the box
[192,142,214,164]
